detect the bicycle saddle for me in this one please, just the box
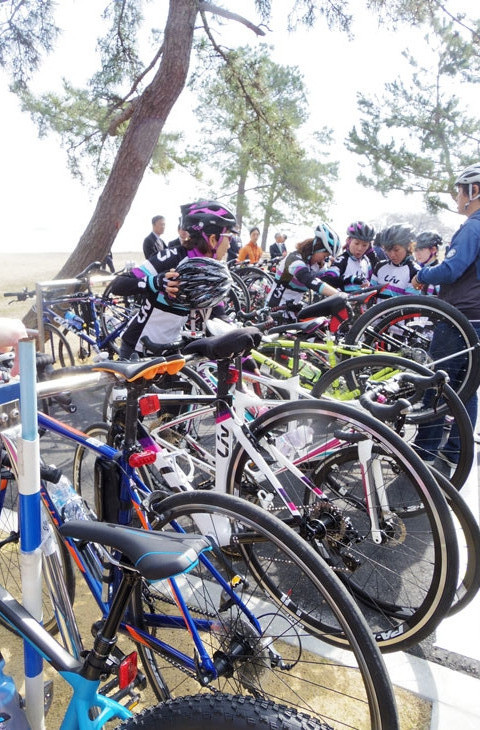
[59,521,211,581]
[182,327,262,360]
[91,355,185,381]
[297,295,348,321]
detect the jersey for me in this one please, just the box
[266,251,328,309]
[322,250,373,291]
[370,255,420,297]
[110,247,224,353]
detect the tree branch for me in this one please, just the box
[198,1,267,36]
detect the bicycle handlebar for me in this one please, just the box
[359,391,411,422]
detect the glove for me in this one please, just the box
[350,274,367,286]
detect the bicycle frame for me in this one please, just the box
[0,411,264,687]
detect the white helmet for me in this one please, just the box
[455,163,480,205]
[313,222,341,258]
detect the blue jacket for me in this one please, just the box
[416,210,480,320]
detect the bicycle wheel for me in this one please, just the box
[43,323,75,368]
[98,282,138,354]
[0,455,75,634]
[72,422,155,511]
[311,353,474,489]
[119,694,332,730]
[230,272,251,312]
[225,399,459,651]
[343,295,480,405]
[235,266,275,309]
[428,466,480,617]
[131,491,398,730]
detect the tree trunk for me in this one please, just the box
[23,0,198,327]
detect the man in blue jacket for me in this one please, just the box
[412,162,480,462]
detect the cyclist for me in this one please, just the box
[265,222,342,315]
[413,230,442,268]
[110,200,237,359]
[237,227,263,264]
[322,221,376,291]
[370,224,420,296]
[412,162,480,457]
[413,230,443,295]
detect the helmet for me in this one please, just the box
[454,163,480,187]
[454,163,480,205]
[415,230,443,249]
[376,224,415,250]
[312,222,341,258]
[174,257,233,309]
[180,200,237,236]
[346,221,375,242]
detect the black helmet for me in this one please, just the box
[415,230,443,250]
[346,221,376,242]
[180,200,237,236]
[376,224,415,250]
[174,257,233,309]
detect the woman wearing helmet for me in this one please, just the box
[370,223,420,296]
[111,200,235,359]
[414,230,443,268]
[322,221,376,291]
[266,222,341,316]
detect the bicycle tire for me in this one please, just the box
[119,694,333,729]
[311,353,474,489]
[343,295,480,405]
[225,399,459,651]
[43,322,75,368]
[0,461,75,635]
[428,466,480,617]
[230,272,251,312]
[72,422,155,511]
[131,490,399,730]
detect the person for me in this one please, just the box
[266,222,342,315]
[370,224,420,296]
[168,223,190,249]
[227,231,241,262]
[413,230,443,294]
[143,215,166,259]
[322,221,376,291]
[110,201,236,359]
[237,227,262,264]
[269,232,287,260]
[411,162,480,458]
[0,318,28,377]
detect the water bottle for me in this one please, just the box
[64,309,84,331]
[49,473,90,522]
[0,654,30,729]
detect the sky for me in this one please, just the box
[0,0,477,255]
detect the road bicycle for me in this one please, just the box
[72,328,460,653]
[343,294,480,405]
[0,364,399,729]
[0,517,334,729]
[4,262,135,365]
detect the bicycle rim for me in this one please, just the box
[130,490,399,730]
[225,399,458,651]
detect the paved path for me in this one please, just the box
[387,445,480,729]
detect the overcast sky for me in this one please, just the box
[0,0,476,254]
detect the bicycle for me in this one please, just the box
[343,294,480,405]
[0,518,334,729]
[0,362,400,729]
[72,329,460,653]
[4,262,135,365]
